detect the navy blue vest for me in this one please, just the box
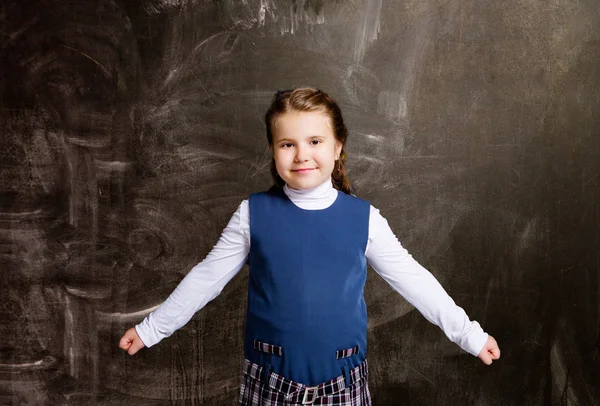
[245,187,370,386]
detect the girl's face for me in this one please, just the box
[271,111,342,190]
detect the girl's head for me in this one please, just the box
[264,87,353,194]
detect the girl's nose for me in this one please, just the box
[294,146,309,162]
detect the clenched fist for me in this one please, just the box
[477,335,501,365]
[119,327,146,355]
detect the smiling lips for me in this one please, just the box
[292,168,316,173]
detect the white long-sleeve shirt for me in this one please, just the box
[136,179,488,356]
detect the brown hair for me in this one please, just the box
[264,87,353,194]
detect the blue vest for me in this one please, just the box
[245,187,370,386]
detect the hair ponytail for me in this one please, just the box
[332,150,353,195]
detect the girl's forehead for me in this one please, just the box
[272,111,333,134]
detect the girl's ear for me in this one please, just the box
[335,140,343,158]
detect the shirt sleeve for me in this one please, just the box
[135,200,251,348]
[365,205,488,356]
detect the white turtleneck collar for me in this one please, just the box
[282,178,339,210]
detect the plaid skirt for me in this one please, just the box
[239,358,371,405]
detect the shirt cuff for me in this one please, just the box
[135,320,154,348]
[463,322,489,356]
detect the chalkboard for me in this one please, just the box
[1,0,599,404]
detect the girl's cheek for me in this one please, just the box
[274,150,288,162]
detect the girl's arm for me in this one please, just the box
[131,200,251,349]
[365,206,491,358]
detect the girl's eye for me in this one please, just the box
[282,143,294,148]
[311,139,322,145]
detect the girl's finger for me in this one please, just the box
[479,350,493,365]
[119,336,132,350]
[128,340,144,355]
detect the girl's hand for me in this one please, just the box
[477,335,500,365]
[119,327,146,355]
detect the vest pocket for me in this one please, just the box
[253,340,283,356]
[336,345,360,359]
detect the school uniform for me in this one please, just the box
[240,187,371,404]
[136,179,489,405]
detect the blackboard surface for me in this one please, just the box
[1,0,599,404]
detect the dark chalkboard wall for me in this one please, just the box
[1,0,599,404]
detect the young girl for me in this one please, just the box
[119,87,500,405]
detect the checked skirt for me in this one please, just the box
[239,359,372,405]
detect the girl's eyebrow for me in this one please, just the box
[275,133,328,143]
[277,136,324,142]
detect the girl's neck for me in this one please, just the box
[283,178,337,210]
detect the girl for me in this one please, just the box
[119,88,501,405]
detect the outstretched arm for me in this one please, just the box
[120,200,251,353]
[366,206,500,363]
